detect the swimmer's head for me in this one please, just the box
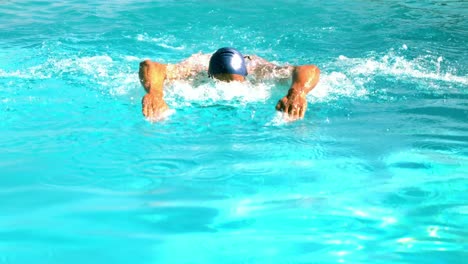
[208,47,248,82]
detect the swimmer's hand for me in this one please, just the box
[139,60,170,121]
[142,92,169,120]
[275,90,308,120]
[275,65,320,121]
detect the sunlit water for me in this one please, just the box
[1,1,467,263]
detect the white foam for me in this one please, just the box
[145,109,176,123]
[109,72,139,96]
[337,51,468,85]
[157,43,185,51]
[164,80,272,107]
[3,47,465,107]
[310,71,368,101]
[0,68,50,79]
[44,55,114,78]
[310,50,468,103]
[265,111,292,126]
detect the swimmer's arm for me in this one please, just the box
[139,60,169,119]
[244,55,320,120]
[139,54,210,119]
[165,53,211,81]
[275,65,320,120]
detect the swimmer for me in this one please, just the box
[139,47,320,121]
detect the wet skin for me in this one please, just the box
[139,56,320,121]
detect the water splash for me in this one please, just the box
[436,56,443,75]
[335,49,467,85]
[307,47,468,105]
[164,80,273,107]
[2,46,466,107]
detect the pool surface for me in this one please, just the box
[1,0,467,263]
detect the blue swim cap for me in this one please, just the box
[208,47,248,77]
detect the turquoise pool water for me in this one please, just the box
[1,0,467,263]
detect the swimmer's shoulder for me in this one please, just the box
[183,52,211,67]
[245,55,293,81]
[166,52,211,81]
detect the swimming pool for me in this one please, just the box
[1,0,467,263]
